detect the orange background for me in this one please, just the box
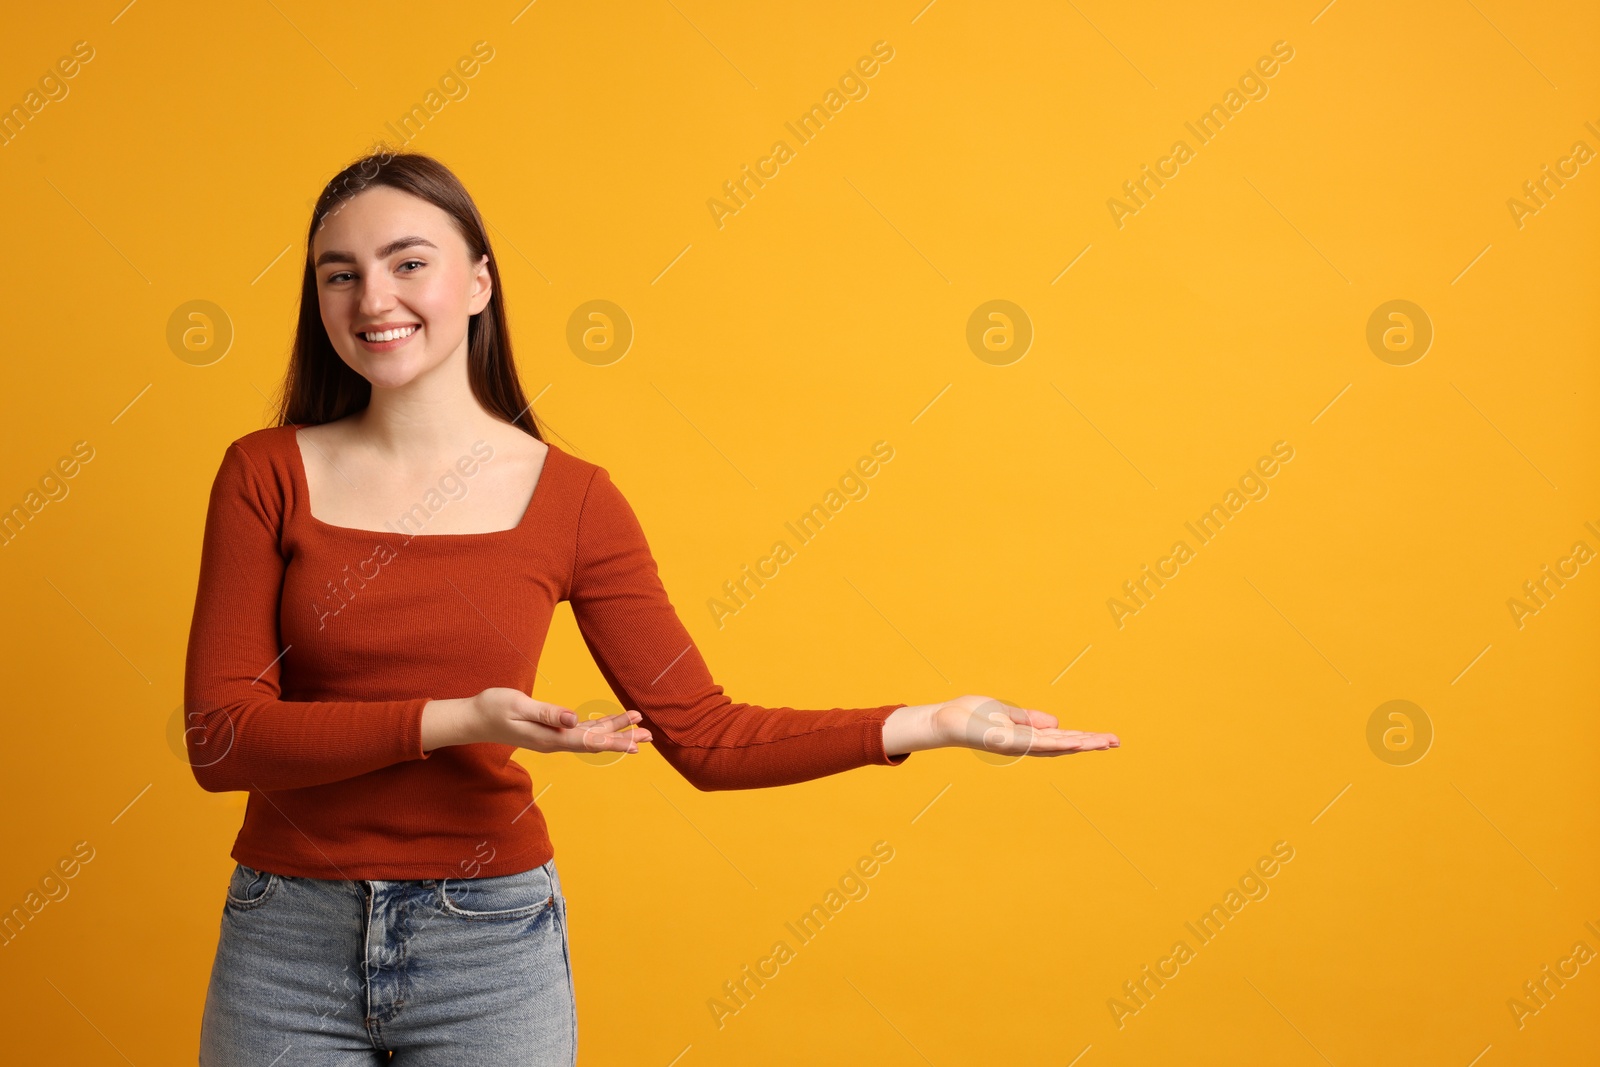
[1,1,1597,1063]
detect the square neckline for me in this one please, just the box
[285,424,553,539]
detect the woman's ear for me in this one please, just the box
[469,254,493,312]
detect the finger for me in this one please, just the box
[1034,730,1120,754]
[515,697,578,729]
[973,726,1114,756]
[1045,728,1119,742]
[576,726,652,753]
[577,709,643,736]
[991,707,1064,744]
[576,715,648,742]
[1062,730,1118,746]
[997,704,1059,731]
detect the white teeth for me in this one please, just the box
[361,325,418,342]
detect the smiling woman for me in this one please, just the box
[185,150,1119,1065]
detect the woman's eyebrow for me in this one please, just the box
[315,236,438,268]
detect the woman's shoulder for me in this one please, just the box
[195,429,297,523]
[524,432,607,487]
[216,424,298,474]
[206,427,294,496]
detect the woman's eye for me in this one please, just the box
[324,261,422,284]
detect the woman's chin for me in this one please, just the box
[351,357,434,390]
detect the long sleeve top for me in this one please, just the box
[183,425,910,880]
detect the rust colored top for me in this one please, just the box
[183,425,909,879]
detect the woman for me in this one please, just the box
[185,150,1120,1065]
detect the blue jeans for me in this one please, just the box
[200,858,577,1065]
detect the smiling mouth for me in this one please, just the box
[358,325,419,343]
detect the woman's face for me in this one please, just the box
[310,185,490,392]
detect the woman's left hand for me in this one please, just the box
[930,694,1120,757]
[889,694,1126,758]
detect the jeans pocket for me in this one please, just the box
[224,862,280,911]
[437,864,555,922]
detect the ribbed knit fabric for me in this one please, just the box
[183,425,910,880]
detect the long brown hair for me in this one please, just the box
[273,148,545,441]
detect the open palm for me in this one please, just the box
[470,687,653,755]
[934,694,1120,757]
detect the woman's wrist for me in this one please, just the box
[421,697,476,752]
[882,703,945,757]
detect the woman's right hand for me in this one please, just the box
[447,687,652,755]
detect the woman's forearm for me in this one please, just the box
[421,697,475,753]
[882,703,944,758]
